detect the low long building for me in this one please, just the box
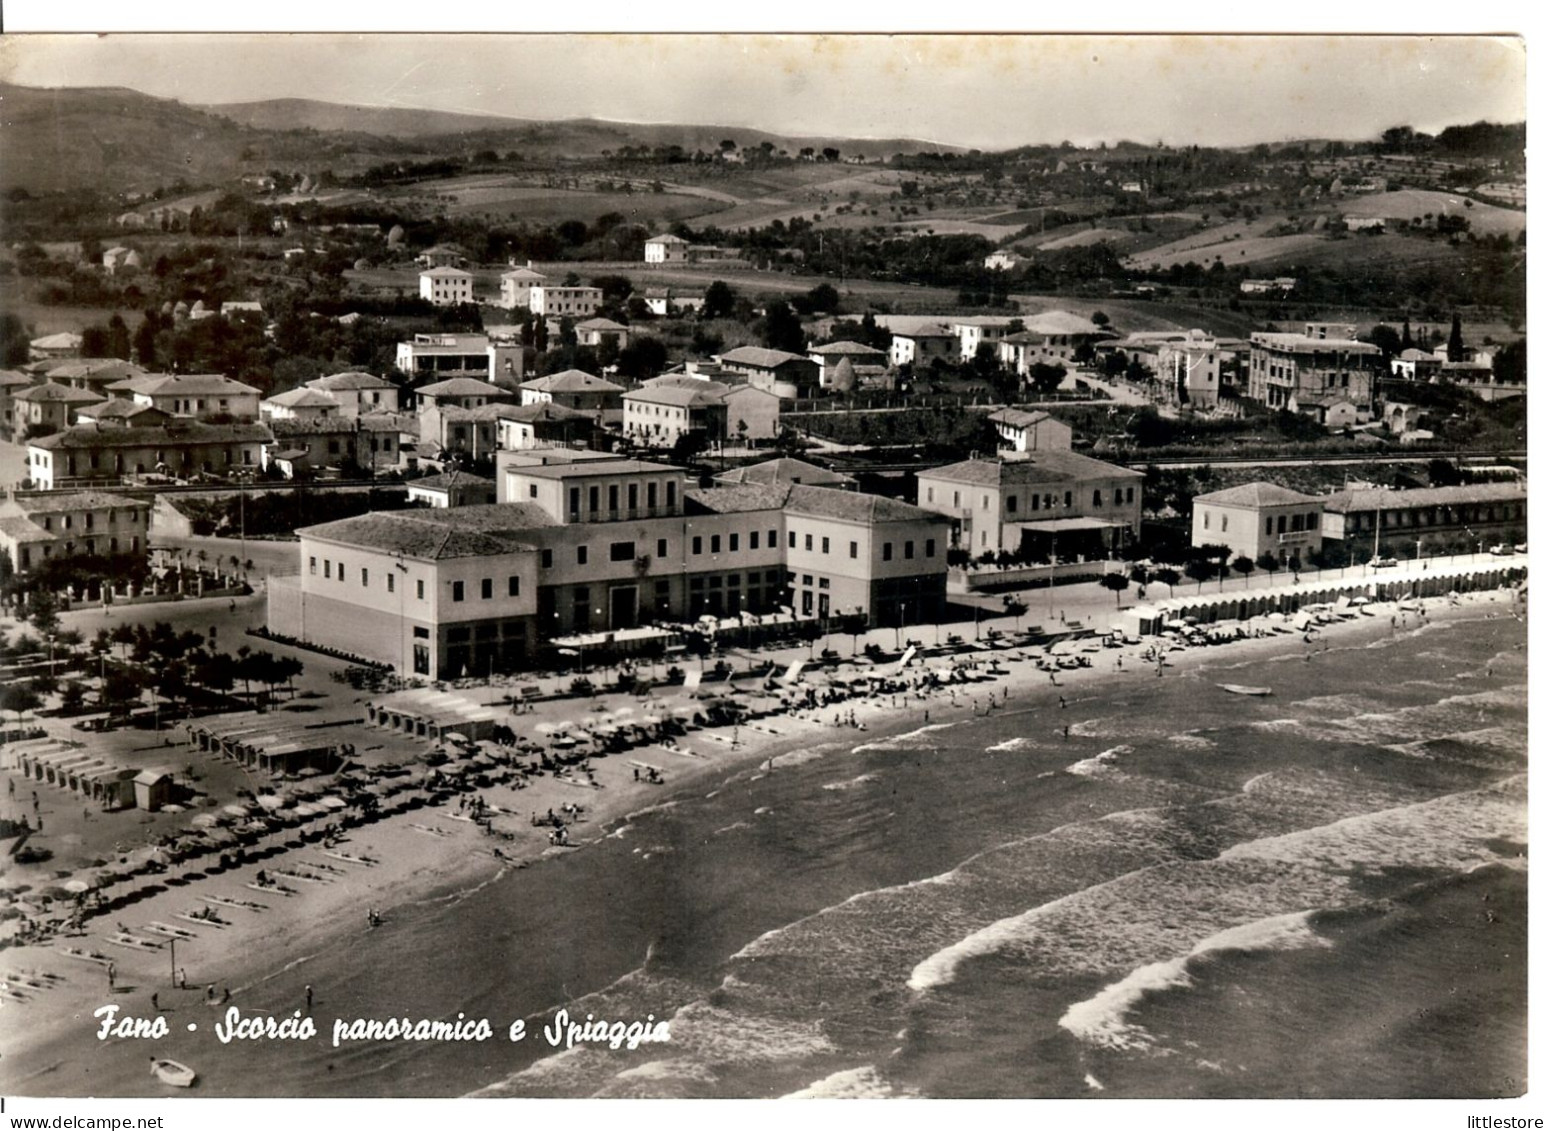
[1192,481,1324,567]
[1320,481,1527,559]
[0,490,151,573]
[916,452,1144,560]
[28,421,271,488]
[268,454,949,678]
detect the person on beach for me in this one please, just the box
[305,985,313,1010]
[151,992,159,1011]
[107,963,116,990]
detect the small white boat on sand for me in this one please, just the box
[150,1058,197,1088]
[1219,683,1273,697]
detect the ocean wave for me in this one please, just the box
[987,737,1034,753]
[822,773,881,792]
[1167,732,1216,750]
[1065,745,1133,779]
[713,821,752,837]
[851,722,960,755]
[1057,910,1329,1051]
[783,1065,911,1098]
[908,777,1524,995]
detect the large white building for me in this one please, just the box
[420,267,475,307]
[530,285,603,319]
[644,234,690,265]
[499,267,546,310]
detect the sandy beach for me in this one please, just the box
[0,580,1525,1096]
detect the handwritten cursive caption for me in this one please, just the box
[94,1004,671,1051]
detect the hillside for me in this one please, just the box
[0,83,413,194]
[207,98,956,161]
[200,98,531,138]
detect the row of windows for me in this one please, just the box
[785,529,936,562]
[925,485,1134,513]
[311,555,524,603]
[17,535,139,568]
[38,510,141,531]
[563,480,678,516]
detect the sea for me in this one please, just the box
[35,611,1528,1099]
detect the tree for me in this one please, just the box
[1,683,42,726]
[1255,552,1281,580]
[59,680,87,713]
[1151,566,1180,597]
[1184,556,1216,593]
[1099,572,1130,607]
[836,611,869,655]
[759,300,805,354]
[1446,312,1466,362]
[110,623,136,660]
[1231,555,1256,586]
[1091,310,1111,327]
[1001,595,1029,630]
[101,667,142,717]
[703,280,735,320]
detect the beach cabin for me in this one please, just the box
[133,769,175,811]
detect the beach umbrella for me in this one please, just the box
[254,795,285,812]
[64,880,91,894]
[317,796,348,811]
[223,803,252,818]
[191,814,220,829]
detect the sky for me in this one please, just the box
[0,31,1526,151]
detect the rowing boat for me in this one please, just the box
[1219,683,1273,697]
[151,1058,196,1088]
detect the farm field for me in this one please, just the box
[1338,188,1526,235]
[381,176,730,226]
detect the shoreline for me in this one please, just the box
[0,584,1523,1095]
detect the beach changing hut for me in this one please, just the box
[133,769,175,811]
[363,687,502,743]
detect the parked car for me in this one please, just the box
[1372,557,1399,568]
[1488,544,1514,556]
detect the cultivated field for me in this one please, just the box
[1338,189,1526,235]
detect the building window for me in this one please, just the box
[804,533,813,552]
[361,568,369,586]
[1204,511,1211,530]
[982,495,990,511]
[482,578,494,599]
[589,486,600,513]
[1064,491,1072,508]
[324,560,331,579]
[648,482,658,509]
[927,487,935,503]
[883,542,893,562]
[453,581,465,602]
[309,556,317,575]
[693,536,703,555]
[1126,486,1134,503]
[730,533,740,552]
[569,487,581,515]
[1007,495,1017,513]
[387,573,395,594]
[1093,490,1102,507]
[953,491,961,508]
[610,541,635,562]
[1265,517,1274,535]
[509,575,520,596]
[657,538,668,558]
[1114,489,1123,505]
[821,537,830,554]
[609,485,620,511]
[1221,515,1228,533]
[905,541,915,560]
[788,531,797,549]
[541,549,553,569]
[577,545,588,565]
[711,535,721,554]
[926,538,936,558]
[1277,515,1287,535]
[529,484,538,499]
[417,579,425,600]
[768,530,777,548]
[849,541,858,559]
